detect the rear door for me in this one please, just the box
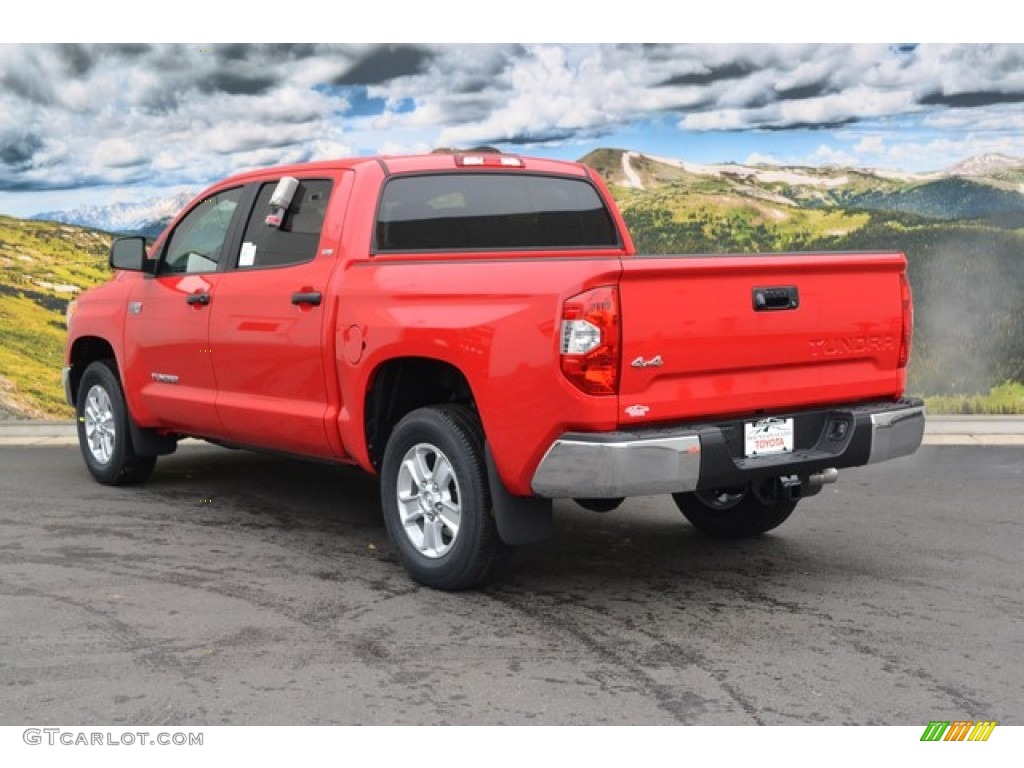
[209,173,351,458]
[617,252,908,425]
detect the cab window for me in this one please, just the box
[161,188,243,274]
[375,173,619,252]
[236,179,333,269]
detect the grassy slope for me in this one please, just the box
[0,216,111,417]
[924,382,1024,415]
[615,182,872,252]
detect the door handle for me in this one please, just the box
[291,291,322,306]
[186,293,210,306]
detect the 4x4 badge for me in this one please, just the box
[128,302,143,315]
[631,355,663,368]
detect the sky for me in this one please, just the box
[2,42,1024,216]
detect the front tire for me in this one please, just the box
[76,360,156,485]
[672,483,797,538]
[380,405,505,590]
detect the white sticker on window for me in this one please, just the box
[239,241,257,267]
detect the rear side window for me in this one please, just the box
[375,173,619,252]
[236,178,333,269]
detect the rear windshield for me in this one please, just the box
[375,173,619,252]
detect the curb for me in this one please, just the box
[923,416,1024,435]
[0,420,76,437]
[2,418,1023,446]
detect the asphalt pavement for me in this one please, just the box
[0,438,1020,725]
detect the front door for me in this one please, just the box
[124,187,244,436]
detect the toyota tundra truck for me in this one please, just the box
[64,150,924,590]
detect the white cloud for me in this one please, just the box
[854,136,886,154]
[152,152,183,172]
[922,104,1024,132]
[306,139,354,162]
[681,109,752,131]
[377,140,433,156]
[812,145,858,166]
[436,45,614,146]
[92,138,147,168]
[880,135,1024,170]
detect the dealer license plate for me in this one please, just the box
[744,417,794,457]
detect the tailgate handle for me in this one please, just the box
[753,286,799,311]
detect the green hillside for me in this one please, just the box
[616,183,871,253]
[841,178,1024,220]
[0,216,111,418]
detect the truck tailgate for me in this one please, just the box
[618,252,908,425]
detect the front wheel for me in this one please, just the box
[76,360,156,485]
[672,483,797,538]
[380,405,506,590]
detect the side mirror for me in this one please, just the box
[109,237,148,272]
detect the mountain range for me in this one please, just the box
[583,149,1024,222]
[33,191,195,239]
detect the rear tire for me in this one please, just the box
[76,360,156,485]
[380,404,506,590]
[672,483,797,538]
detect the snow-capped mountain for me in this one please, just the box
[33,191,195,235]
[643,152,855,188]
[946,153,1024,177]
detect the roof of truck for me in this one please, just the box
[211,151,590,189]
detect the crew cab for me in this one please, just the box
[64,150,924,589]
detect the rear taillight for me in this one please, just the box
[898,272,913,368]
[560,286,620,395]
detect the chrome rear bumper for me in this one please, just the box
[531,400,925,498]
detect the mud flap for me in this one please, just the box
[485,444,552,545]
[128,418,178,457]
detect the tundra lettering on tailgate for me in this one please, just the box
[809,334,896,357]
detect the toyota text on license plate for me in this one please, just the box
[744,417,794,457]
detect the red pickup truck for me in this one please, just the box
[64,150,924,589]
